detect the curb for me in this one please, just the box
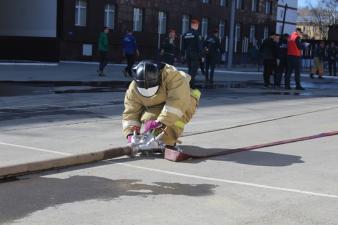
[0,146,132,179]
[0,80,132,86]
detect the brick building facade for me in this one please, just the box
[0,0,278,63]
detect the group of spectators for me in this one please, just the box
[96,19,222,89]
[148,19,222,89]
[97,27,139,77]
[260,27,337,90]
[309,41,337,79]
[97,25,337,91]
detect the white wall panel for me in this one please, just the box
[0,0,57,37]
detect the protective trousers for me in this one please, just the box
[187,53,199,88]
[205,56,217,84]
[276,59,287,87]
[285,56,301,88]
[263,59,277,86]
[139,91,199,146]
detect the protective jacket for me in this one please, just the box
[288,32,302,57]
[278,39,288,61]
[122,64,201,140]
[260,37,278,60]
[182,29,203,58]
[204,35,221,59]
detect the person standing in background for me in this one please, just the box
[285,28,305,90]
[160,29,178,65]
[275,33,289,88]
[122,30,139,77]
[260,32,279,88]
[328,42,337,76]
[97,27,110,76]
[182,19,204,88]
[310,41,326,79]
[203,29,222,87]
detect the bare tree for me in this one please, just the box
[306,0,338,39]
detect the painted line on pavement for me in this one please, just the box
[118,163,338,199]
[0,141,72,156]
[0,103,121,118]
[184,105,338,137]
[0,63,58,66]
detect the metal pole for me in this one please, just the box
[281,3,288,34]
[227,0,237,69]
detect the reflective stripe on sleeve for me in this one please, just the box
[163,105,184,117]
[122,120,141,129]
[175,120,185,129]
[191,89,201,101]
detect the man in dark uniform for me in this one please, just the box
[260,32,279,88]
[328,42,337,76]
[160,29,178,65]
[275,33,289,88]
[203,29,222,87]
[182,19,204,88]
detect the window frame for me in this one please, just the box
[201,17,209,38]
[249,25,256,43]
[219,20,225,38]
[75,0,87,27]
[181,14,190,34]
[104,3,116,30]
[133,8,143,32]
[158,11,167,34]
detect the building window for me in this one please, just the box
[249,25,255,42]
[235,23,241,42]
[104,4,115,30]
[279,9,285,20]
[75,0,87,26]
[279,24,283,34]
[251,0,258,12]
[201,0,210,3]
[236,0,244,9]
[265,1,272,15]
[220,0,225,6]
[264,26,269,39]
[201,17,208,38]
[219,20,225,38]
[133,8,143,32]
[158,11,167,34]
[182,15,190,34]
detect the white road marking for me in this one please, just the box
[118,163,338,199]
[0,141,72,156]
[0,104,62,109]
[0,63,58,66]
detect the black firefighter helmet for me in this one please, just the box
[132,60,162,97]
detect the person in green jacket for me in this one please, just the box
[97,27,110,76]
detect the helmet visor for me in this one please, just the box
[137,86,159,97]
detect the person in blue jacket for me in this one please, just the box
[122,30,140,77]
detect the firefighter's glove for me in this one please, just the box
[127,126,140,143]
[127,135,132,143]
[143,120,164,135]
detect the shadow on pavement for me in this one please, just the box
[179,145,304,167]
[0,175,216,223]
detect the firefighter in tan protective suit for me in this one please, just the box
[122,60,201,147]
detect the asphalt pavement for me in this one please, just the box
[1,62,338,225]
